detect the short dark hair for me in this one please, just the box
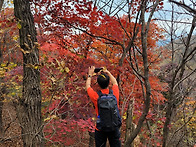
[97,73,110,89]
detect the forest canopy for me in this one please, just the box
[0,0,195,146]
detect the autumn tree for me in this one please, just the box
[90,0,165,146]
[25,0,170,146]
[6,0,194,146]
[13,0,43,146]
[156,0,196,146]
[0,0,175,146]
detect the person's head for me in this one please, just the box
[97,73,110,89]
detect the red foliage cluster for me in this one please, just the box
[0,8,22,63]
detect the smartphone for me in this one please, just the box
[94,68,103,73]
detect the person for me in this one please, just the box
[86,66,121,147]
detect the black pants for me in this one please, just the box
[95,128,121,147]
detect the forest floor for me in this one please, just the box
[0,103,110,147]
[0,102,95,147]
[0,102,23,147]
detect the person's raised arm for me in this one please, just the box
[86,66,95,90]
[103,68,118,86]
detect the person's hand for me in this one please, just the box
[88,66,95,76]
[101,67,109,74]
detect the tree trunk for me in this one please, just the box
[0,85,6,134]
[0,0,4,12]
[162,91,174,147]
[125,100,135,147]
[0,0,4,136]
[0,92,4,134]
[0,56,3,135]
[88,131,95,147]
[13,0,43,146]
[124,0,160,145]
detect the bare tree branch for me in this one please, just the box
[174,67,196,91]
[169,0,196,15]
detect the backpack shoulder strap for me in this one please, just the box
[97,90,103,97]
[109,89,113,94]
[109,89,117,100]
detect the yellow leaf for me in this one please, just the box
[65,67,70,73]
[1,63,6,67]
[34,66,39,70]
[15,86,20,90]
[20,48,30,54]
[17,22,22,29]
[51,77,56,83]
[11,92,15,96]
[51,115,57,119]
[3,99,11,102]
[13,35,19,41]
[60,61,65,67]
[44,117,50,122]
[122,112,127,120]
[0,29,4,33]
[44,115,58,122]
[0,71,5,77]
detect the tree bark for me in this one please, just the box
[0,0,4,135]
[125,100,135,147]
[0,84,6,135]
[0,86,5,134]
[0,0,4,12]
[162,92,174,147]
[88,131,95,147]
[13,0,43,146]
